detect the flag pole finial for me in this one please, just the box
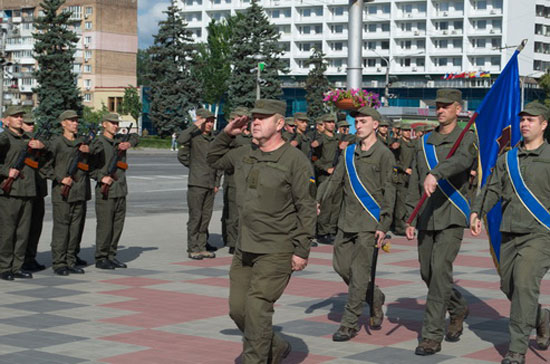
[517,39,528,52]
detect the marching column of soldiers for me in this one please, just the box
[0,106,138,279]
[194,90,549,364]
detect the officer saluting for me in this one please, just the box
[207,99,316,363]
[471,101,550,364]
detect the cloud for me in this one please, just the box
[138,0,171,49]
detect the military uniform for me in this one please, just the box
[177,109,221,259]
[90,114,139,267]
[313,114,340,238]
[377,117,392,147]
[321,107,396,338]
[0,106,39,279]
[293,112,312,157]
[392,124,415,235]
[221,107,251,253]
[471,101,550,362]
[406,89,475,351]
[207,99,316,364]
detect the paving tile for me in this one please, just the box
[0,313,85,329]
[178,267,229,277]
[279,320,338,337]
[2,300,87,313]
[10,287,84,299]
[345,347,454,363]
[0,331,86,349]
[0,350,85,364]
[95,268,162,277]
[14,278,87,287]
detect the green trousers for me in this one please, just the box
[24,196,45,264]
[0,196,32,273]
[229,250,292,364]
[500,232,550,354]
[417,227,468,342]
[95,196,126,261]
[392,184,408,235]
[187,186,214,253]
[317,176,339,236]
[51,201,86,270]
[222,184,238,248]
[333,230,385,330]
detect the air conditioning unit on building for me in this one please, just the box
[412,67,417,71]
[376,67,382,72]
[451,30,457,34]
[443,11,448,16]
[84,58,89,63]
[85,86,91,91]
[490,9,496,14]
[414,30,420,35]
[84,14,89,19]
[443,30,448,35]
[490,29,495,34]
[407,13,412,17]
[84,43,89,48]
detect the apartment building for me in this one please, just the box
[0,0,137,119]
[175,0,549,91]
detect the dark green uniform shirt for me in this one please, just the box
[177,125,220,189]
[0,129,36,197]
[313,133,339,174]
[395,138,416,184]
[471,142,550,234]
[207,132,316,259]
[320,140,396,233]
[44,135,92,203]
[406,126,476,230]
[223,133,253,188]
[295,132,311,157]
[90,133,139,198]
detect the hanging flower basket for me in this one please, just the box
[323,88,382,110]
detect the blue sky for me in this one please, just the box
[138,0,171,49]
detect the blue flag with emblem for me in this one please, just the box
[474,49,522,270]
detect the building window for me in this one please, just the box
[476,57,486,66]
[453,57,462,66]
[84,50,92,59]
[333,7,344,16]
[84,93,91,102]
[332,42,344,51]
[85,21,92,30]
[85,6,93,15]
[368,23,377,32]
[73,63,81,73]
[491,57,500,66]
[67,6,82,19]
[84,64,92,73]
[416,57,425,67]
[381,40,389,49]
[84,79,91,87]
[108,97,123,113]
[21,78,33,86]
[84,36,92,45]
[438,58,448,67]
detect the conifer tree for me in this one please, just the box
[33,0,82,131]
[226,0,286,109]
[304,48,331,120]
[147,5,201,137]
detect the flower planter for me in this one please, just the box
[334,98,358,111]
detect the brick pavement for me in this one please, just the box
[0,211,549,364]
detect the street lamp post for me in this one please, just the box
[347,0,374,90]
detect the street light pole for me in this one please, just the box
[347,0,374,90]
[256,65,261,100]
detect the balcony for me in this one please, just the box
[398,11,427,20]
[470,9,503,17]
[432,11,464,19]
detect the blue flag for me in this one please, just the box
[474,49,522,270]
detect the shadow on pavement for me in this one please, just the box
[385,297,423,340]
[304,293,347,324]
[233,328,309,364]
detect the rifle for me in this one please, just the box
[0,124,51,194]
[100,123,133,199]
[367,242,390,327]
[61,124,97,199]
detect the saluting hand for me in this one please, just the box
[291,255,307,271]
[224,115,249,136]
[470,213,482,236]
[423,173,437,197]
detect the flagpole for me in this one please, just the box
[406,39,528,226]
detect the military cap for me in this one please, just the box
[401,123,412,131]
[350,106,382,121]
[229,106,250,119]
[393,121,402,129]
[424,125,435,132]
[519,101,549,119]
[102,113,121,123]
[321,113,336,123]
[251,99,287,116]
[293,112,309,121]
[285,117,296,126]
[337,120,350,128]
[336,111,347,122]
[435,88,462,104]
[58,109,78,122]
[4,105,26,117]
[315,117,324,125]
[23,116,34,124]
[413,124,424,131]
[378,117,390,127]
[196,108,215,119]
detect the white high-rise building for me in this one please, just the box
[175,0,550,89]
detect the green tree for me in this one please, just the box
[226,0,287,109]
[147,5,202,137]
[121,86,142,123]
[536,72,550,142]
[82,104,109,125]
[137,48,153,86]
[33,0,82,132]
[196,19,233,118]
[304,48,331,120]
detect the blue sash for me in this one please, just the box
[344,144,380,222]
[506,147,550,231]
[422,133,470,223]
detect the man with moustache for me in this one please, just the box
[405,89,475,355]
